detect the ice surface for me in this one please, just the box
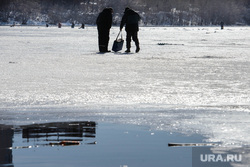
[0,26,250,146]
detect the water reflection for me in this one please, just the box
[21,121,96,143]
[2,120,250,167]
[0,125,14,167]
[0,121,96,167]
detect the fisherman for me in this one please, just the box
[58,22,62,28]
[96,8,113,53]
[220,21,224,30]
[120,7,141,53]
[79,23,85,29]
[71,22,75,28]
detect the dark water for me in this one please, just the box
[0,121,205,167]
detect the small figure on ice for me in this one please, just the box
[58,22,62,28]
[10,22,15,27]
[79,23,85,29]
[120,7,141,53]
[220,21,224,30]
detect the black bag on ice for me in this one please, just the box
[112,31,124,52]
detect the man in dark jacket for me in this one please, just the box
[96,8,113,53]
[120,7,141,53]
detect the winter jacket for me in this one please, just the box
[96,8,113,31]
[120,9,141,32]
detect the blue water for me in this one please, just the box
[0,121,205,167]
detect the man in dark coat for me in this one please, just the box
[220,21,224,30]
[120,7,141,53]
[96,8,113,53]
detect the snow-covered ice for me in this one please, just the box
[0,26,250,146]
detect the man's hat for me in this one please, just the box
[124,7,130,12]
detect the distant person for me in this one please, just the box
[79,23,85,29]
[46,23,49,27]
[71,22,75,28]
[120,7,141,53]
[220,21,224,30]
[58,22,62,28]
[10,22,15,27]
[96,8,113,53]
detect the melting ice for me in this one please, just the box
[0,26,250,146]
